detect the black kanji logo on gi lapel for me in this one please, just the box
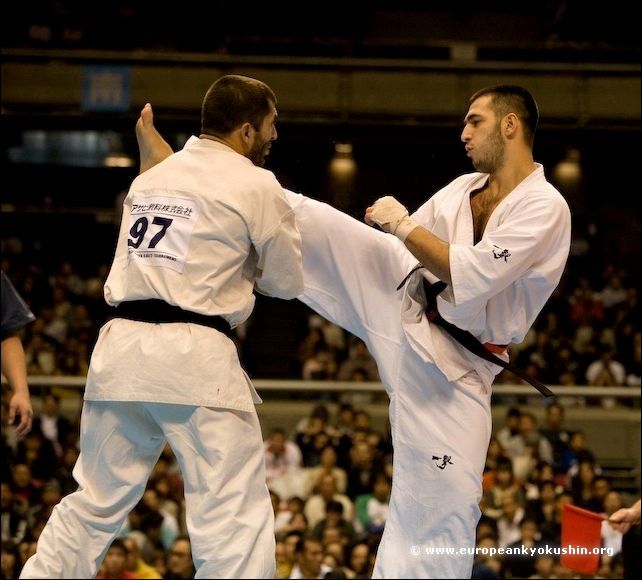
[432,455,454,470]
[492,245,511,262]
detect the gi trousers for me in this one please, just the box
[289,192,492,579]
[20,401,275,579]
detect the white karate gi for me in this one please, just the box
[20,137,303,580]
[285,164,571,579]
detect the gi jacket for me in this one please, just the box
[85,137,303,411]
[402,164,571,391]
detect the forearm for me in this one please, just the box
[404,227,452,285]
[365,195,452,284]
[1,336,30,395]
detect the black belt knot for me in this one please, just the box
[404,272,554,398]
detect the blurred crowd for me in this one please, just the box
[2,388,639,579]
[1,225,640,579]
[0,251,639,398]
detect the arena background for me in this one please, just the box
[1,2,640,579]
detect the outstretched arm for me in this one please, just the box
[609,499,641,534]
[136,103,174,173]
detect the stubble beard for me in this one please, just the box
[472,126,505,174]
[249,139,271,167]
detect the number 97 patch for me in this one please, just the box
[127,195,200,273]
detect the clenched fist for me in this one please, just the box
[365,196,418,241]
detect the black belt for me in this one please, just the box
[397,267,553,398]
[113,300,231,335]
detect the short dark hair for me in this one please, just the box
[201,75,276,136]
[108,538,128,554]
[470,85,539,146]
[325,500,344,515]
[295,534,323,554]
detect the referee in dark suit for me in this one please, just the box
[1,270,35,438]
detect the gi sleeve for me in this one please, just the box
[252,182,304,299]
[1,271,36,341]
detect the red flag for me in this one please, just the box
[561,503,605,574]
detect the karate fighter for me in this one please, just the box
[20,75,303,580]
[136,84,571,579]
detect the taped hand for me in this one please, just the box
[365,196,418,241]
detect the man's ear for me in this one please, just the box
[503,113,519,139]
[240,122,254,143]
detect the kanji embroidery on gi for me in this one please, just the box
[492,245,511,262]
[432,455,454,470]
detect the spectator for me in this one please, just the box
[538,403,571,474]
[296,415,332,468]
[310,500,355,546]
[297,328,328,369]
[471,536,502,579]
[323,541,349,575]
[568,459,602,510]
[348,542,374,579]
[9,464,38,510]
[483,460,524,520]
[163,536,195,580]
[304,474,354,529]
[510,413,553,482]
[52,446,80,496]
[482,437,509,494]
[288,536,330,579]
[275,540,293,580]
[14,426,58,483]
[28,480,62,527]
[496,408,522,461]
[305,446,348,497]
[540,491,573,544]
[497,494,526,549]
[476,515,499,543]
[31,393,73,461]
[122,535,162,579]
[599,274,628,310]
[275,496,308,537]
[1,540,23,580]
[346,441,382,500]
[560,430,595,474]
[265,429,303,483]
[302,349,338,381]
[354,473,391,536]
[0,483,28,545]
[586,346,626,407]
[591,476,613,509]
[96,538,139,579]
[502,517,543,578]
[140,490,179,551]
[530,554,557,579]
[336,339,379,382]
[525,480,557,534]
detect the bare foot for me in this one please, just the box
[136,103,174,174]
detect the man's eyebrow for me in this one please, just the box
[464,113,482,124]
